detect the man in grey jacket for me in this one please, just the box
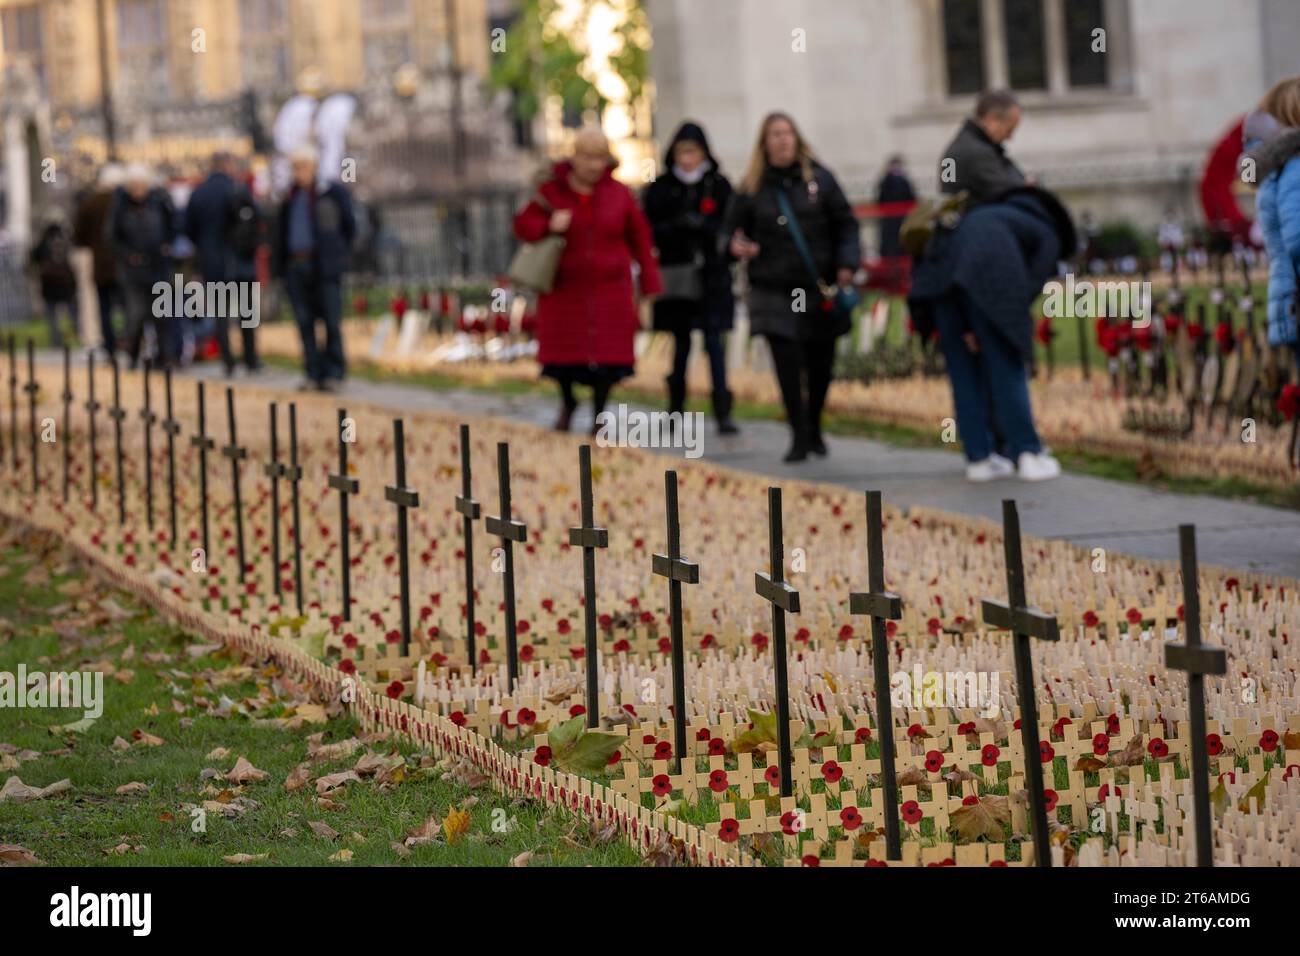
[940,90,1027,204]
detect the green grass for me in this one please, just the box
[0,521,640,867]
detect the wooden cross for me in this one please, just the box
[1164,524,1227,867]
[384,418,420,656]
[327,408,358,621]
[754,486,798,799]
[162,370,181,550]
[652,470,699,770]
[847,490,903,860]
[108,357,127,525]
[6,335,16,471]
[287,402,305,615]
[60,347,72,503]
[24,340,38,494]
[263,403,285,603]
[454,424,481,673]
[484,441,527,689]
[568,444,608,728]
[222,387,248,585]
[139,361,156,529]
[981,499,1059,867]
[84,352,100,511]
[190,381,214,560]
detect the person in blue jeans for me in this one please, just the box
[274,145,355,392]
[909,185,1076,481]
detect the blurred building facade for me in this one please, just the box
[647,0,1300,230]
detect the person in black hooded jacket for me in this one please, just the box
[725,112,860,462]
[642,122,739,434]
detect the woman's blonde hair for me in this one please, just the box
[738,112,817,195]
[1260,76,1300,128]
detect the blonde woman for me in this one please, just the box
[725,112,860,462]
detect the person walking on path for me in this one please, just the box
[1245,78,1300,383]
[29,211,78,348]
[73,163,125,357]
[273,145,356,392]
[513,125,663,433]
[185,151,263,376]
[642,121,739,435]
[909,184,1075,482]
[724,112,860,462]
[940,90,1027,205]
[105,164,178,369]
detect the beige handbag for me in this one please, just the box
[508,193,566,293]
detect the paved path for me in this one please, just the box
[39,351,1300,576]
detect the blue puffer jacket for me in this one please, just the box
[1251,127,1300,347]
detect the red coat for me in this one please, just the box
[513,161,662,366]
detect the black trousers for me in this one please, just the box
[216,313,260,371]
[765,334,836,443]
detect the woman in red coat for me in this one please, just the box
[513,126,662,432]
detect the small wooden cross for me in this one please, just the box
[84,352,100,511]
[454,423,481,672]
[327,408,359,621]
[108,357,127,525]
[754,486,798,799]
[263,403,285,603]
[162,369,181,550]
[286,403,305,614]
[190,381,215,560]
[138,361,157,529]
[652,470,698,770]
[981,499,1059,867]
[221,387,248,585]
[847,490,903,860]
[484,441,527,689]
[568,444,608,728]
[384,418,420,656]
[1164,525,1227,867]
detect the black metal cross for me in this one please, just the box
[108,357,127,525]
[162,370,181,550]
[384,418,420,657]
[1164,525,1227,868]
[61,346,72,503]
[652,469,698,771]
[139,361,156,530]
[454,423,481,673]
[263,403,285,603]
[222,388,248,585]
[7,335,17,471]
[848,490,903,860]
[190,381,214,561]
[981,499,1060,868]
[84,352,100,511]
[24,340,39,494]
[754,486,798,799]
[287,403,304,615]
[327,408,358,621]
[484,441,527,689]
[568,444,609,728]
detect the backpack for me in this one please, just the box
[225,190,263,259]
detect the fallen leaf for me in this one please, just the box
[115,781,149,795]
[222,853,268,864]
[283,764,312,793]
[309,820,339,841]
[443,807,472,844]
[131,729,165,747]
[206,747,231,761]
[315,770,360,795]
[225,756,268,784]
[950,795,1011,842]
[328,848,353,862]
[0,776,72,803]
[511,851,533,867]
[0,844,40,866]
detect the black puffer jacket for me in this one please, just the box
[642,122,735,333]
[725,161,859,294]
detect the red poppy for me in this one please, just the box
[534,745,552,767]
[622,703,638,717]
[386,680,405,699]
[1126,608,1143,626]
[961,794,979,807]
[764,765,780,789]
[779,811,802,835]
[449,710,467,727]
[557,619,572,635]
[607,750,622,766]
[822,760,843,783]
[907,723,926,739]
[1093,733,1110,755]
[838,624,854,641]
[1260,729,1279,752]
[751,632,769,650]
[989,859,1008,867]
[854,726,872,744]
[718,818,740,842]
[700,633,716,649]
[696,727,712,741]
[1106,713,1120,734]
[654,741,673,760]
[342,633,358,649]
[1098,783,1122,801]
[699,197,717,215]
[1147,737,1168,759]
[613,639,630,653]
[1040,741,1055,762]
[981,744,1000,766]
[568,704,586,718]
[1052,717,1073,738]
[708,737,727,756]
[519,645,535,663]
[1284,765,1300,782]
[901,800,923,825]
[708,769,729,793]
[1206,733,1223,756]
[801,854,820,867]
[657,636,672,654]
[866,859,888,867]
[339,659,356,675]
[927,617,942,636]
[651,774,672,797]
[924,750,944,773]
[517,707,536,726]
[1044,789,1059,811]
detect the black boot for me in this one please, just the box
[808,416,828,457]
[783,420,810,463]
[666,375,687,441]
[713,389,740,435]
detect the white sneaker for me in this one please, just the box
[966,453,1015,482]
[1017,451,1061,481]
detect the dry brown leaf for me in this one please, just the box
[511,851,533,867]
[309,820,339,841]
[222,853,268,864]
[1074,755,1109,773]
[225,756,269,784]
[131,729,165,747]
[0,776,72,803]
[315,770,360,795]
[1111,734,1146,767]
[0,844,40,866]
[328,848,353,862]
[115,781,149,795]
[283,764,312,793]
[950,795,1011,843]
